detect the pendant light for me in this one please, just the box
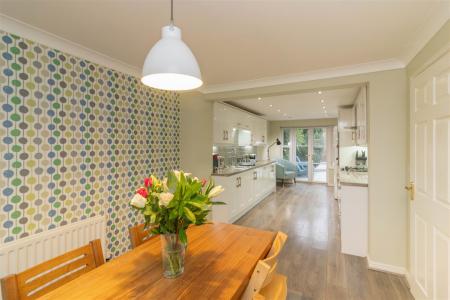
[141,0,202,91]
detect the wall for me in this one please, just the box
[205,69,408,270]
[268,118,338,159]
[179,92,212,180]
[0,31,180,257]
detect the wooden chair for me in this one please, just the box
[1,239,104,300]
[128,223,155,248]
[241,231,288,300]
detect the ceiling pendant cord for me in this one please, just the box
[169,0,174,29]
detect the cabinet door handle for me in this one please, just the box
[223,130,226,141]
[226,130,229,140]
[262,136,265,142]
[236,177,239,188]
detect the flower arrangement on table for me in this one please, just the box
[130,170,225,278]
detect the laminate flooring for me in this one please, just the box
[235,183,413,300]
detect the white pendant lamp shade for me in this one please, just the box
[141,25,203,91]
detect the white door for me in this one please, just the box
[409,49,450,300]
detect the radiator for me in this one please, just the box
[0,215,106,283]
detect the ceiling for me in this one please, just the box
[1,0,448,90]
[227,86,360,121]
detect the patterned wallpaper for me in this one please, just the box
[0,31,180,257]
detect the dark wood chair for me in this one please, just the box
[129,223,156,248]
[1,239,104,300]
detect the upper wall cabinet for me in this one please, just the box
[355,86,367,146]
[213,102,235,144]
[213,102,267,146]
[338,86,368,147]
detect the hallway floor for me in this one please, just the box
[235,183,413,300]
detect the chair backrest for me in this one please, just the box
[129,223,155,248]
[1,239,104,300]
[241,231,288,300]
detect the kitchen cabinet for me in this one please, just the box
[338,107,355,147]
[251,117,267,145]
[340,184,368,257]
[213,102,267,146]
[211,163,276,223]
[213,102,236,144]
[354,86,367,146]
[338,86,367,147]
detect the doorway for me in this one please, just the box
[282,127,327,183]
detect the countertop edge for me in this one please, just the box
[340,181,368,187]
[211,161,275,177]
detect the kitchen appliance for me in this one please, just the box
[212,154,225,171]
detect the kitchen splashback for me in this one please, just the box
[213,145,256,166]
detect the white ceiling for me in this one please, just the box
[1,0,448,91]
[227,86,360,121]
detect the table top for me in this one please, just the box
[40,223,276,300]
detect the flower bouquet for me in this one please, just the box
[130,170,225,278]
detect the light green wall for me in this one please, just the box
[179,92,213,180]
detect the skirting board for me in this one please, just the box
[367,256,407,275]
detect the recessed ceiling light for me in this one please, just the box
[269,104,273,107]
[277,109,281,112]
[258,97,262,100]
[322,106,326,109]
[321,99,324,103]
[318,91,322,95]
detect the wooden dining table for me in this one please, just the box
[40,223,276,300]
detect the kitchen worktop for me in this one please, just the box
[212,160,275,177]
[340,171,368,187]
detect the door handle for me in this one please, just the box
[404,182,415,201]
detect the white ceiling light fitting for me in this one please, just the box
[141,0,202,91]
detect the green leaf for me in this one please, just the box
[183,207,196,223]
[211,201,226,205]
[186,201,205,209]
[179,227,187,244]
[167,171,178,192]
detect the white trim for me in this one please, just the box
[199,59,405,94]
[0,14,141,78]
[367,256,407,275]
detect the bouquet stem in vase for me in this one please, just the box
[130,170,225,278]
[161,233,186,278]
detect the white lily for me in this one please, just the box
[173,170,181,181]
[208,185,224,198]
[159,192,174,207]
[130,193,146,208]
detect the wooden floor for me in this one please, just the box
[236,183,413,300]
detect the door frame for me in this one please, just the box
[282,126,329,183]
[407,47,450,299]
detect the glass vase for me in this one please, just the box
[160,233,186,278]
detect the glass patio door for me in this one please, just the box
[282,127,327,183]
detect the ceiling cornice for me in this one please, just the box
[199,59,405,94]
[0,14,141,78]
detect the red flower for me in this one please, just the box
[136,187,148,198]
[144,177,152,188]
[201,179,207,187]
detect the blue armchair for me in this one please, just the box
[276,159,297,186]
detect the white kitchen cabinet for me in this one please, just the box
[340,184,368,257]
[355,86,367,146]
[211,163,276,223]
[213,102,267,146]
[251,117,267,145]
[213,102,236,144]
[338,107,355,147]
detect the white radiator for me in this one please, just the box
[0,215,106,284]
